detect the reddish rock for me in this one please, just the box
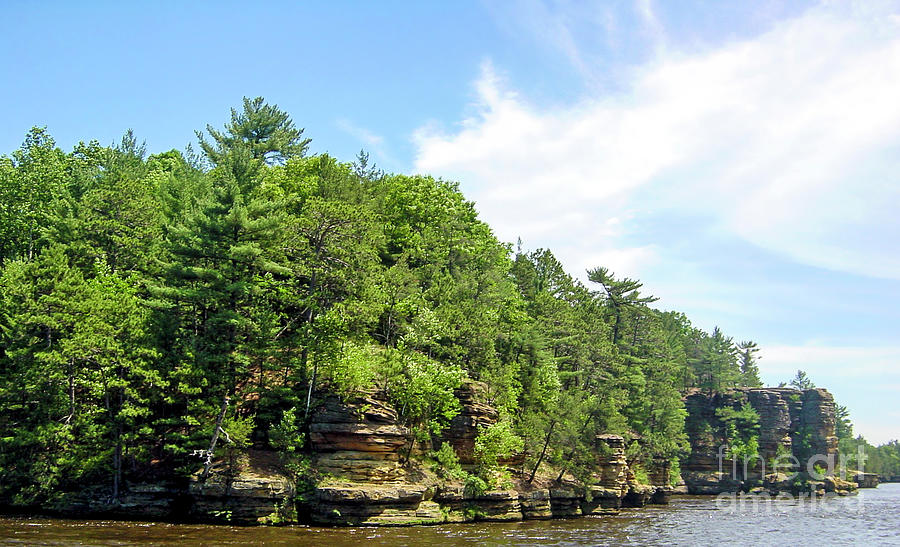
[309,394,411,483]
[439,380,499,464]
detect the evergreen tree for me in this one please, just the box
[789,369,815,390]
[587,267,658,346]
[197,96,311,182]
[0,128,68,263]
[736,340,762,387]
[0,246,158,502]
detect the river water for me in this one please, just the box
[2,483,898,545]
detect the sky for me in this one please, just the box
[2,0,899,443]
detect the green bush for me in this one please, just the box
[669,459,682,486]
[632,464,650,485]
[431,442,465,480]
[326,342,378,397]
[812,463,827,480]
[463,474,488,498]
[218,414,254,473]
[474,421,523,483]
[269,407,305,454]
[383,347,465,436]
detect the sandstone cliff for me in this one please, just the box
[682,387,848,495]
[297,381,669,525]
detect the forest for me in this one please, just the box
[0,97,893,506]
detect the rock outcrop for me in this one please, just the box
[682,387,847,495]
[852,472,879,488]
[591,434,629,511]
[299,393,669,525]
[37,383,672,526]
[189,450,295,523]
[797,388,839,462]
[309,394,410,483]
[43,481,187,521]
[439,381,499,466]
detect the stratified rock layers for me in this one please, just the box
[309,394,410,484]
[40,384,854,525]
[682,387,843,494]
[299,382,670,525]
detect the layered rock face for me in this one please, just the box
[302,390,670,525]
[747,388,794,462]
[54,383,673,526]
[189,450,295,523]
[797,388,839,462]
[309,394,410,483]
[589,434,630,512]
[439,381,499,465]
[683,387,842,494]
[47,451,296,524]
[852,472,879,488]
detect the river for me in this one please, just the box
[2,483,898,545]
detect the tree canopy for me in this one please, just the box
[0,98,841,505]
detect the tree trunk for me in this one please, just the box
[304,356,318,421]
[113,425,122,502]
[201,396,231,482]
[529,419,556,483]
[555,413,595,482]
[301,269,318,420]
[112,383,124,502]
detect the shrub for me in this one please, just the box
[219,414,254,473]
[463,474,488,498]
[632,464,650,485]
[669,459,682,486]
[269,407,305,454]
[325,342,378,397]
[474,421,523,483]
[431,442,465,480]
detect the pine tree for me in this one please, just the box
[196,96,311,182]
[0,246,158,501]
[789,369,815,390]
[736,340,762,387]
[587,267,658,346]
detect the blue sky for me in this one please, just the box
[3,1,899,443]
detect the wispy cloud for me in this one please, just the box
[634,0,666,55]
[483,0,599,84]
[336,118,400,170]
[760,342,900,443]
[415,2,900,282]
[337,118,384,149]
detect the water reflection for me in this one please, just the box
[2,484,898,546]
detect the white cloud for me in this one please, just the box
[760,344,900,378]
[414,2,900,281]
[336,119,400,170]
[759,343,900,444]
[337,118,384,148]
[571,245,659,281]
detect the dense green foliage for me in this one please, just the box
[715,402,761,475]
[782,369,899,478]
[0,98,811,503]
[833,404,900,477]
